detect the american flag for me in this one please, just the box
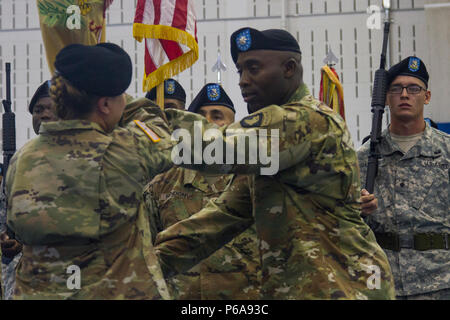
[133,0,198,92]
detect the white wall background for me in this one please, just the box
[0,0,435,150]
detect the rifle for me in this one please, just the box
[1,62,16,264]
[365,21,391,194]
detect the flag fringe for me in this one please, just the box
[142,49,198,92]
[133,23,197,49]
[132,23,199,91]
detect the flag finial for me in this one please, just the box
[323,48,339,67]
[211,52,227,84]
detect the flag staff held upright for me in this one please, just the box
[157,83,165,110]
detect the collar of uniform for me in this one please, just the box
[379,128,404,156]
[286,83,311,104]
[40,120,106,134]
[407,121,443,158]
[380,121,440,158]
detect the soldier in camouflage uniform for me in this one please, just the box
[358,56,449,300]
[145,83,260,299]
[5,43,174,299]
[1,80,58,300]
[154,28,396,299]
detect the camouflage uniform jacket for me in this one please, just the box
[357,123,450,296]
[145,167,260,299]
[155,84,396,299]
[6,103,173,300]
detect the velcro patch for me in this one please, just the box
[134,120,160,143]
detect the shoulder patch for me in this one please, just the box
[134,120,160,143]
[240,113,263,128]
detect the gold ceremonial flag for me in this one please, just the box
[37,0,113,74]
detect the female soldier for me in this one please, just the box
[5,43,173,299]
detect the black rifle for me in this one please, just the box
[1,62,16,264]
[365,21,391,194]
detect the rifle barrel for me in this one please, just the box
[379,22,390,69]
[5,63,11,103]
[365,21,391,194]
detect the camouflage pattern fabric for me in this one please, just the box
[397,288,450,300]
[1,169,22,300]
[5,99,174,299]
[145,167,260,299]
[155,84,396,299]
[358,123,450,297]
[1,253,21,300]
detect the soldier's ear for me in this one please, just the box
[424,90,431,105]
[283,58,298,79]
[96,97,110,115]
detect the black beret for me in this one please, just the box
[145,78,186,102]
[230,27,301,63]
[188,83,235,114]
[54,42,132,96]
[29,80,51,114]
[387,56,429,88]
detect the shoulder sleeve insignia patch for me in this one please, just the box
[134,120,161,143]
[240,113,263,128]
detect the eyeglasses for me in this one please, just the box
[387,84,426,95]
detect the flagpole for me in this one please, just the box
[157,83,165,110]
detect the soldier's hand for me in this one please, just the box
[360,189,378,216]
[0,232,23,258]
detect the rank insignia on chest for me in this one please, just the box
[408,57,420,72]
[134,120,160,143]
[240,113,263,128]
[207,84,221,101]
[236,29,252,52]
[165,80,176,95]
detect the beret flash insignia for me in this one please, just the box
[408,57,420,72]
[207,84,221,101]
[165,80,176,95]
[236,29,252,52]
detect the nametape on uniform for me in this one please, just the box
[134,120,160,143]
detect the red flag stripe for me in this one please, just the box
[160,39,184,60]
[172,0,188,30]
[134,0,145,23]
[153,0,161,25]
[145,40,157,74]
